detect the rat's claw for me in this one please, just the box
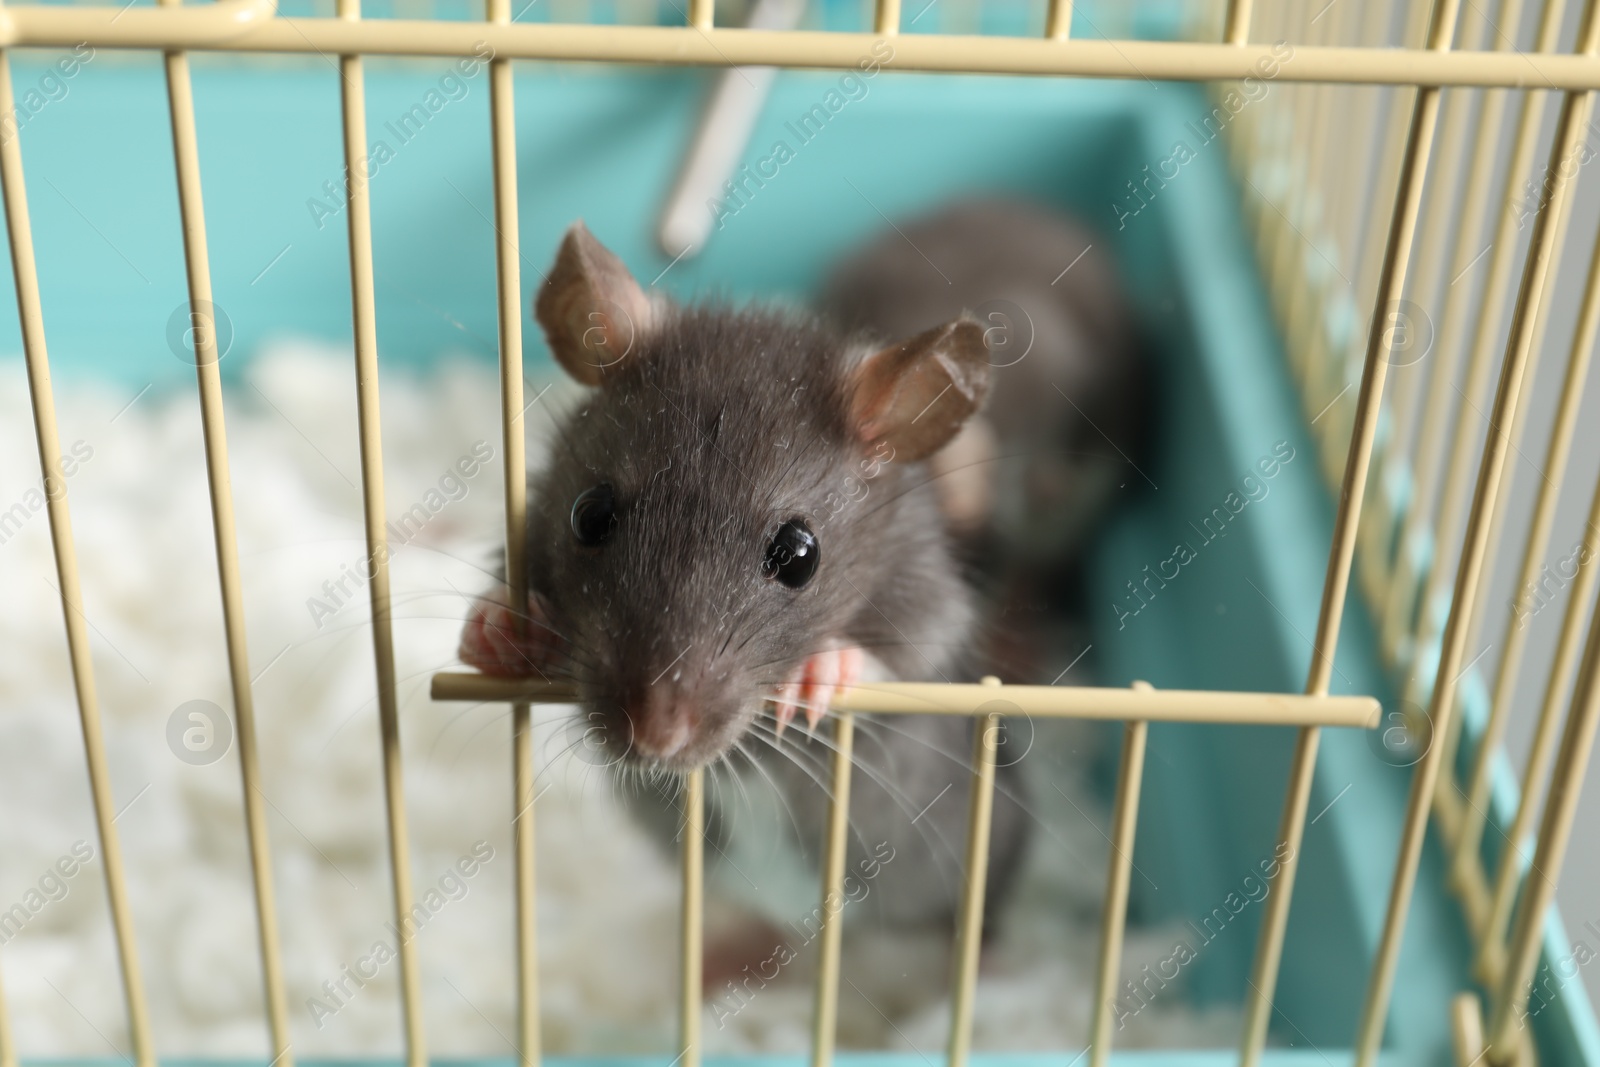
[772,682,799,738]
[460,591,563,678]
[799,650,838,732]
[771,644,866,735]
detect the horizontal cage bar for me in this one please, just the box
[429,673,1381,727]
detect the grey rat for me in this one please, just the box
[460,219,1032,933]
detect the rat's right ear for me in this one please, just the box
[848,317,991,462]
[534,222,657,386]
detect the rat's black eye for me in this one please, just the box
[763,519,819,588]
[571,484,617,546]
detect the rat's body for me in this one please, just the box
[462,201,1142,938]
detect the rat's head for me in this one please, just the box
[527,222,989,771]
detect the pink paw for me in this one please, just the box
[771,642,865,737]
[458,591,565,679]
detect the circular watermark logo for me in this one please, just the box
[1366,698,1433,768]
[972,299,1035,369]
[578,299,636,374]
[977,698,1034,767]
[1381,299,1434,368]
[167,299,234,366]
[563,706,630,770]
[166,699,233,766]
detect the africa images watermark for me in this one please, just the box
[708,840,896,1028]
[306,44,494,232]
[305,439,496,629]
[1110,841,1295,1028]
[706,40,895,232]
[1111,40,1294,231]
[0,841,97,945]
[0,438,94,548]
[1,44,95,148]
[1112,440,1298,630]
[1510,535,1596,631]
[307,841,495,1028]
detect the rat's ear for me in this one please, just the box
[848,317,991,462]
[534,222,657,386]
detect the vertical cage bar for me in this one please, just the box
[1044,0,1070,39]
[1088,712,1149,1067]
[1354,6,1600,1059]
[947,702,1001,1067]
[335,1,427,1059]
[1239,1,1462,1062]
[1481,455,1600,974]
[1382,0,1567,662]
[689,0,713,30]
[482,0,540,1059]
[810,710,856,1067]
[1372,0,1526,664]
[681,768,705,1067]
[1350,0,1433,320]
[1434,152,1586,809]
[1452,203,1600,895]
[1222,0,1249,43]
[874,0,900,36]
[0,43,155,1067]
[1487,580,1600,1056]
[1452,992,1488,1066]
[158,28,293,1065]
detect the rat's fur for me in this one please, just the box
[527,303,978,764]
[525,292,1030,934]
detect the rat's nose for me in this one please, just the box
[623,686,699,761]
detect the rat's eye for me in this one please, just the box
[763,519,819,588]
[571,484,617,546]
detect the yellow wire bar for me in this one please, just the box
[1382,0,1567,666]
[483,0,540,1055]
[1380,0,1499,478]
[336,0,427,1059]
[810,710,856,1067]
[1044,0,1069,40]
[1479,451,1600,982]
[874,0,898,35]
[681,768,705,1067]
[1450,160,1600,911]
[1088,704,1149,1067]
[9,9,1600,85]
[688,0,712,30]
[0,29,155,1067]
[1452,992,1488,1066]
[1353,0,1600,1058]
[1222,0,1249,44]
[1373,0,1526,667]
[947,696,1001,1067]
[1430,0,1586,845]
[430,674,1379,727]
[1487,567,1600,1060]
[1238,0,1462,1057]
[158,6,293,1062]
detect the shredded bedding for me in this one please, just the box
[0,341,1237,1058]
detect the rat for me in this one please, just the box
[457,201,1141,943]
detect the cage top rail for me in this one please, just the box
[429,673,1383,727]
[6,4,1600,89]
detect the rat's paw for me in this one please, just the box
[771,642,866,736]
[459,591,566,678]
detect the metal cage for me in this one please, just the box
[3,0,1598,1064]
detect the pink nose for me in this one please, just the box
[624,689,697,760]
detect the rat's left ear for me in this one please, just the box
[534,221,658,386]
[848,317,991,462]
